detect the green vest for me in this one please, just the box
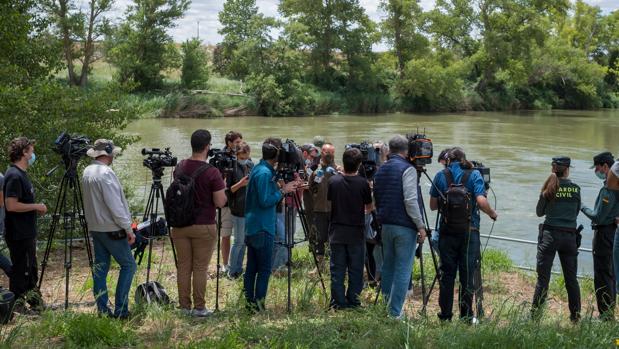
[536,179,581,229]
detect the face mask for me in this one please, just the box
[238,159,249,166]
[305,159,311,166]
[595,171,606,180]
[28,152,36,166]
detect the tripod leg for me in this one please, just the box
[76,180,94,275]
[157,186,177,267]
[418,243,426,315]
[215,208,221,311]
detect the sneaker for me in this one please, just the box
[179,308,192,316]
[192,308,213,317]
[113,312,131,320]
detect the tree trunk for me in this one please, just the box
[59,0,78,85]
[79,0,97,87]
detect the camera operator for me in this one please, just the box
[82,139,137,319]
[243,138,297,312]
[531,157,582,322]
[581,152,619,321]
[308,143,338,275]
[172,129,227,317]
[429,148,452,252]
[327,148,373,309]
[219,131,244,274]
[373,135,426,319]
[3,137,46,312]
[0,171,13,279]
[227,142,253,279]
[429,147,497,323]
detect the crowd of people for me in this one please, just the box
[1,130,618,324]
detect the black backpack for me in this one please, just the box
[135,281,170,305]
[440,168,472,234]
[164,161,212,228]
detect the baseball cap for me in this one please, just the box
[590,152,614,169]
[552,156,572,168]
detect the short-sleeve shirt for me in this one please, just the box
[3,165,37,240]
[430,162,486,230]
[175,159,226,225]
[327,174,372,244]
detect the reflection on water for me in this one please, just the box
[118,110,619,275]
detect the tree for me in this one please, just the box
[105,0,189,91]
[180,38,209,89]
[379,0,429,76]
[0,1,62,87]
[42,0,113,87]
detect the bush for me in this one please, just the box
[181,38,209,89]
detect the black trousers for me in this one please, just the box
[311,212,330,256]
[438,231,480,321]
[6,238,41,305]
[592,224,616,319]
[329,242,365,308]
[365,242,378,283]
[532,228,580,320]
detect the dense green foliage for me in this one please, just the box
[104,0,189,91]
[180,38,209,89]
[212,0,619,115]
[0,1,138,205]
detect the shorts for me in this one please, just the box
[217,207,233,237]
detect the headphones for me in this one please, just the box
[104,143,114,155]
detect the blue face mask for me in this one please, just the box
[238,159,249,166]
[595,171,606,180]
[28,153,36,166]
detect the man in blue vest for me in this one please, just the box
[373,135,426,318]
[429,147,497,323]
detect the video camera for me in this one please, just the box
[345,141,380,180]
[471,161,491,190]
[277,139,304,182]
[406,133,433,168]
[142,148,177,171]
[54,132,91,160]
[208,148,236,174]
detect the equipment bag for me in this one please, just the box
[164,161,212,228]
[0,288,15,324]
[440,168,472,234]
[135,281,170,305]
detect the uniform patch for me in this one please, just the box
[602,197,609,204]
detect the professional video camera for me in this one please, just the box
[142,148,177,171]
[406,132,433,167]
[471,161,491,190]
[345,141,380,179]
[277,139,304,182]
[54,132,91,160]
[208,148,236,174]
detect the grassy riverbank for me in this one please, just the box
[0,243,616,348]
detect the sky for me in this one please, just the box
[105,0,619,46]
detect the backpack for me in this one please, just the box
[135,281,170,305]
[164,161,212,228]
[0,288,15,324]
[440,168,472,234]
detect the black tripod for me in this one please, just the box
[39,158,94,310]
[281,191,327,313]
[135,166,177,285]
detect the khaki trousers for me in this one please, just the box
[171,224,217,310]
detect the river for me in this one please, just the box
[118,110,619,276]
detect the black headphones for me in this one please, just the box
[104,143,114,155]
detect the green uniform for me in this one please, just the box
[536,179,581,228]
[581,183,619,320]
[532,178,582,321]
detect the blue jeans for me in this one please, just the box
[92,232,137,317]
[243,232,274,308]
[614,228,619,291]
[272,212,287,271]
[380,224,417,317]
[228,215,246,276]
[330,242,365,308]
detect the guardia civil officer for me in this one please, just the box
[581,152,619,321]
[531,157,581,322]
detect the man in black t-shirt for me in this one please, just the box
[327,148,373,309]
[3,137,47,311]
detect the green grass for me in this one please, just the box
[3,245,617,348]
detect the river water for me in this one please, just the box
[119,110,619,276]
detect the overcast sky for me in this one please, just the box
[106,0,618,46]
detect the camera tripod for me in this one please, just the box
[39,158,94,310]
[280,191,327,313]
[135,166,177,286]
